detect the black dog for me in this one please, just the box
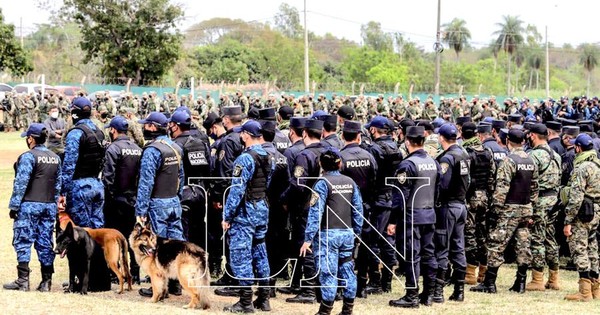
[55,221,95,294]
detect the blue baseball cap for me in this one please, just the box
[438,123,458,140]
[234,119,262,137]
[169,110,191,126]
[364,116,389,129]
[570,133,593,148]
[139,112,168,127]
[311,110,328,119]
[21,123,46,138]
[105,116,129,132]
[70,97,92,110]
[174,106,192,116]
[483,117,495,124]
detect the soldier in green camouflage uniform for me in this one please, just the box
[355,97,368,123]
[562,134,600,301]
[422,100,438,121]
[315,94,328,112]
[471,129,538,294]
[375,94,389,117]
[525,124,562,291]
[122,108,145,148]
[206,93,217,114]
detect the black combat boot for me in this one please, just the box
[315,300,334,315]
[37,265,53,292]
[277,285,301,295]
[419,266,436,306]
[215,286,242,297]
[130,265,140,285]
[356,276,368,298]
[470,266,499,293]
[381,268,393,293]
[3,262,30,291]
[252,281,271,312]
[365,270,383,295]
[449,268,465,301]
[509,265,528,294]
[168,279,182,296]
[335,288,343,301]
[286,287,317,304]
[432,269,445,303]
[337,298,354,315]
[224,288,254,313]
[389,289,419,308]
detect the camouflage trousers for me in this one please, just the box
[465,191,488,265]
[567,214,600,273]
[530,195,560,270]
[486,205,532,268]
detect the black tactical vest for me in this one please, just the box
[111,139,142,197]
[320,173,354,230]
[71,124,106,179]
[505,153,535,205]
[22,149,60,203]
[340,146,373,194]
[373,139,402,194]
[404,154,437,210]
[466,146,494,193]
[176,135,210,183]
[245,150,270,200]
[483,138,507,165]
[439,149,470,203]
[147,141,180,198]
[274,130,292,153]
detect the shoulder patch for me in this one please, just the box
[211,148,217,157]
[233,164,242,177]
[440,162,449,174]
[397,172,407,184]
[294,166,304,178]
[218,150,225,161]
[310,192,319,206]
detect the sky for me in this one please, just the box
[1,0,598,50]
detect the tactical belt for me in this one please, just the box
[252,238,265,247]
[539,190,558,198]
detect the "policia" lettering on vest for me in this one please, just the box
[346,159,371,168]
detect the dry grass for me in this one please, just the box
[0,131,598,314]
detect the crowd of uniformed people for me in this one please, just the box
[5,91,600,314]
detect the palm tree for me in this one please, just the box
[442,18,471,60]
[527,52,542,90]
[493,15,525,96]
[580,43,599,96]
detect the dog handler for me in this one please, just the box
[4,124,62,292]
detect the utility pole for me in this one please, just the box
[304,0,310,94]
[545,26,550,98]
[20,17,24,48]
[434,0,441,96]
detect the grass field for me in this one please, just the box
[0,131,597,314]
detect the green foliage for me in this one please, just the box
[64,0,183,85]
[442,18,471,59]
[0,9,33,76]
[274,3,303,39]
[360,21,393,52]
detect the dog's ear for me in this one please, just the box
[134,222,144,234]
[65,221,73,234]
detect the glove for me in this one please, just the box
[9,210,18,219]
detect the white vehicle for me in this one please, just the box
[0,83,12,100]
[12,83,54,95]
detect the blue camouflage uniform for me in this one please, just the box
[61,119,105,228]
[223,144,274,286]
[135,135,185,240]
[10,145,61,266]
[305,170,363,302]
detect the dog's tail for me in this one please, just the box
[119,236,132,285]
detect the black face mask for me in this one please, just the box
[168,126,177,138]
[101,113,109,119]
[240,134,246,147]
[143,129,161,141]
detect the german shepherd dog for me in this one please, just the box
[55,221,95,294]
[129,222,211,309]
[58,211,132,293]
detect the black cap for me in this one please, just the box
[399,119,415,133]
[529,123,548,136]
[545,121,562,132]
[406,126,425,138]
[290,117,307,129]
[523,122,535,131]
[508,114,523,123]
[578,120,594,133]
[342,121,362,133]
[304,119,324,130]
[338,105,355,120]
[477,124,492,134]
[417,120,434,132]
[278,106,294,120]
[317,114,338,130]
[562,126,580,137]
[260,120,277,133]
[562,119,577,126]
[222,106,242,116]
[247,107,260,120]
[203,112,222,130]
[499,128,509,143]
[492,119,506,131]
[456,116,472,126]
[508,129,525,143]
[259,107,276,121]
[571,113,583,121]
[462,122,477,134]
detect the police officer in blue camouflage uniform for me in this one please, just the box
[60,97,106,228]
[388,126,440,308]
[364,116,402,294]
[434,124,470,303]
[221,120,275,313]
[136,112,185,298]
[339,121,378,298]
[300,148,363,315]
[4,124,61,292]
[102,116,142,283]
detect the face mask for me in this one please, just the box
[71,112,80,123]
[25,138,31,148]
[240,134,246,147]
[168,126,177,138]
[50,112,59,119]
[101,113,109,119]
[143,129,160,141]
[209,133,217,140]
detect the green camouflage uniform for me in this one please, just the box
[127,117,145,148]
[463,137,496,265]
[529,143,562,270]
[376,100,389,117]
[423,103,438,121]
[471,103,483,122]
[563,151,600,273]
[424,134,440,158]
[487,147,539,268]
[406,104,421,120]
[206,96,217,114]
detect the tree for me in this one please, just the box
[274,3,302,39]
[580,43,599,96]
[493,15,524,96]
[442,18,471,60]
[360,21,393,52]
[527,52,542,89]
[64,0,184,85]
[0,9,33,76]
